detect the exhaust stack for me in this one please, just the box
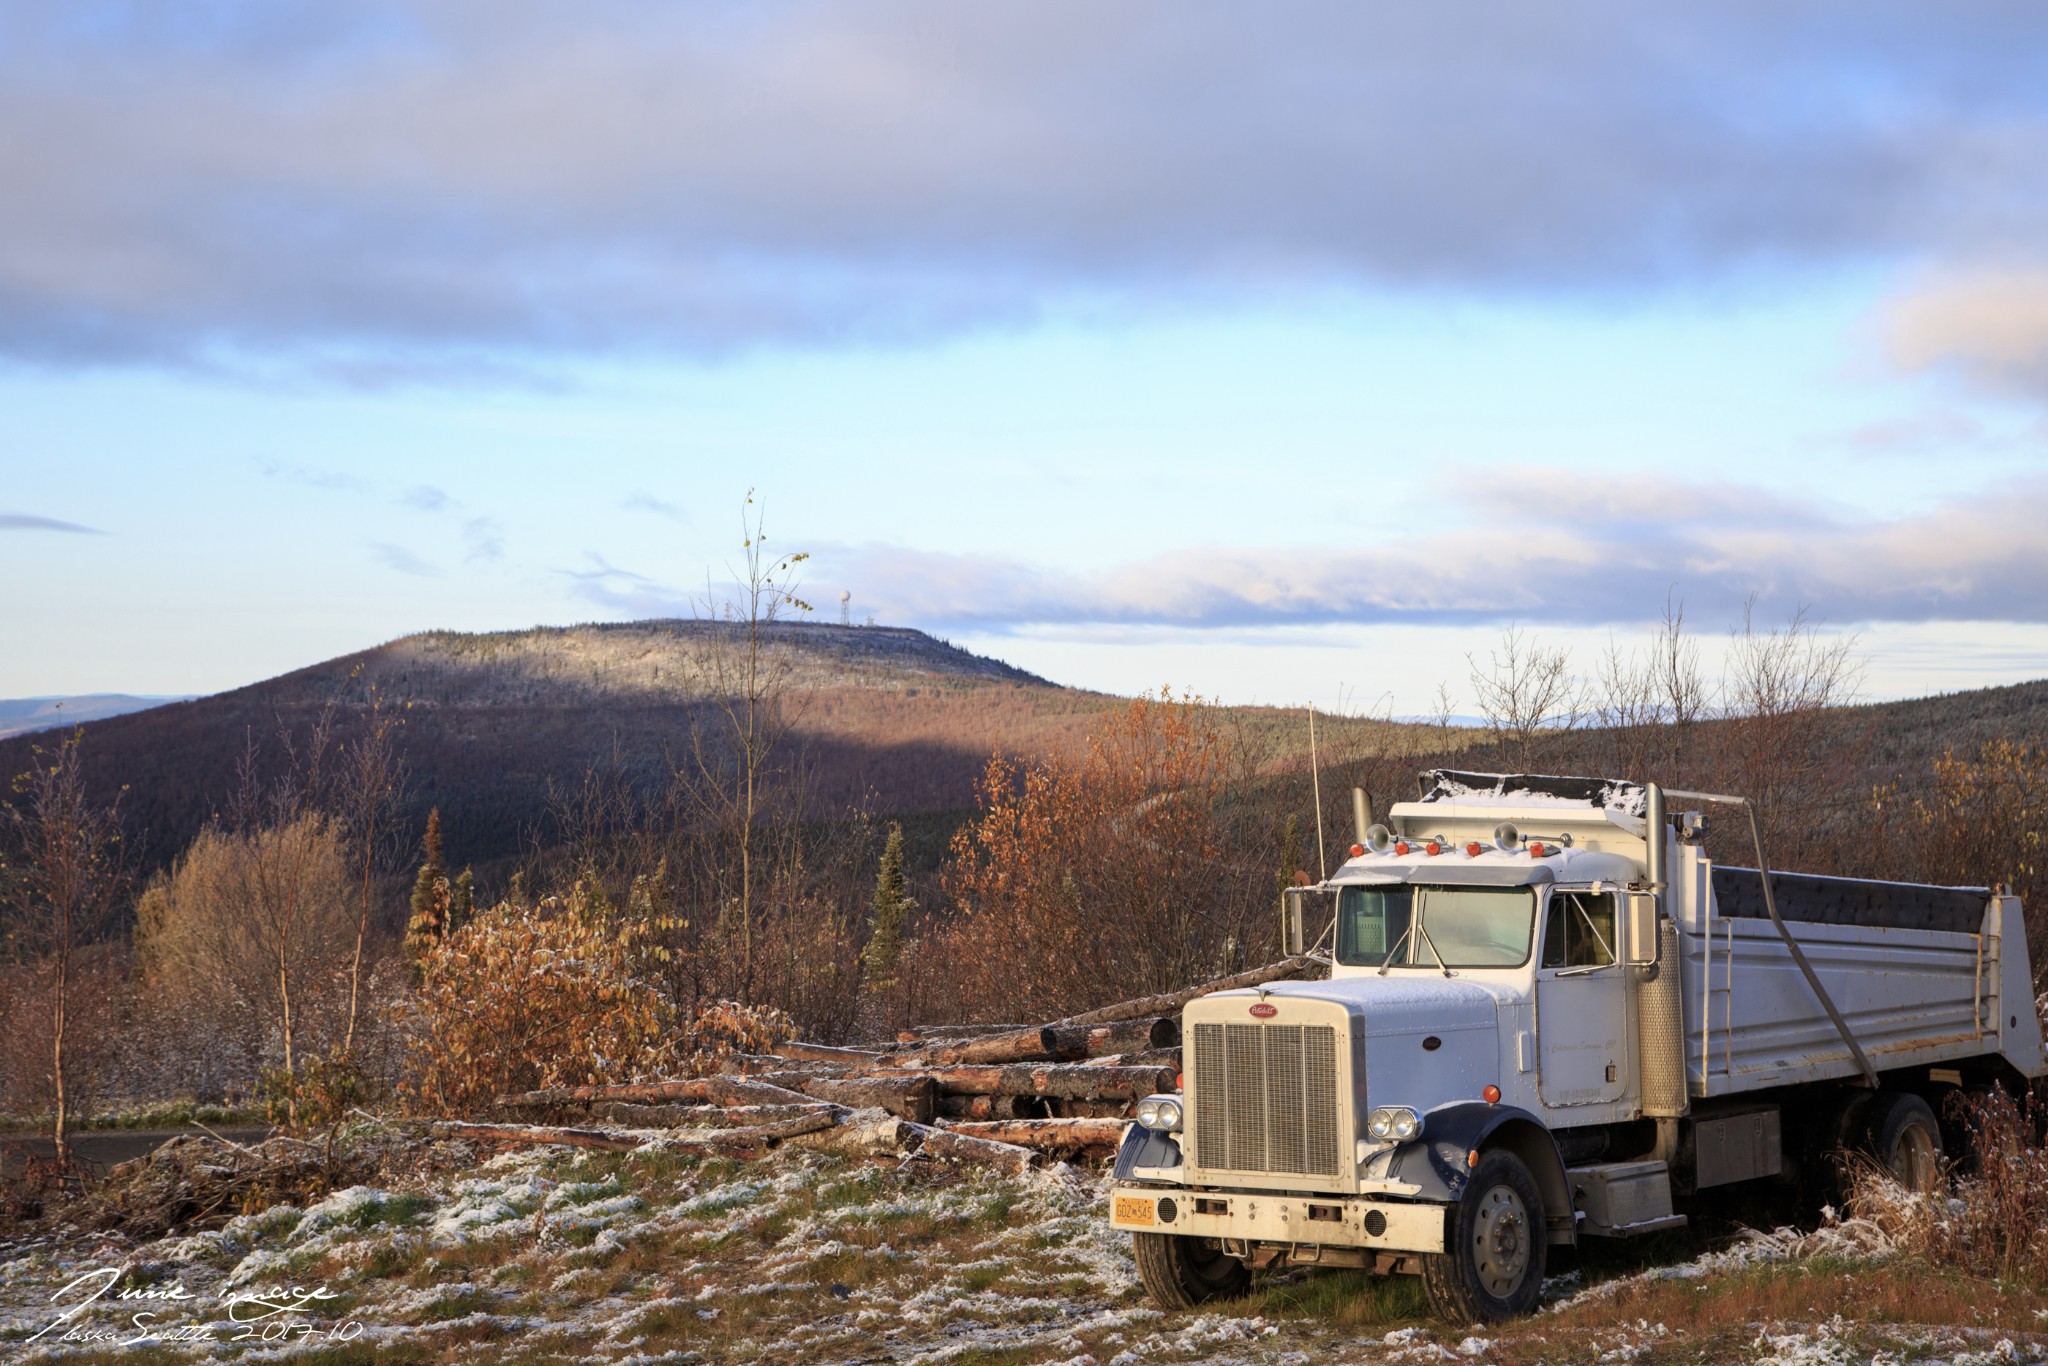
[1645,782,1667,894]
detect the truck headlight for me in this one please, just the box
[1135,1095,1184,1133]
[1366,1106,1422,1142]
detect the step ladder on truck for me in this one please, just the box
[1105,770,2048,1323]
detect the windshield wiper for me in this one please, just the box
[1375,920,1453,977]
[1415,923,1454,978]
[1376,923,1415,977]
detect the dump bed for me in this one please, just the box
[1669,847,2047,1096]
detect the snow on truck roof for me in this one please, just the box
[1413,770,1647,814]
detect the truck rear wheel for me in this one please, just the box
[1867,1092,1943,1194]
[1422,1150,1547,1324]
[1132,1232,1249,1309]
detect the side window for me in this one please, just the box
[1542,892,1617,969]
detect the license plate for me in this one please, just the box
[1113,1195,1155,1226]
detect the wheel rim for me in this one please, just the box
[1896,1123,1939,1194]
[1471,1183,1530,1298]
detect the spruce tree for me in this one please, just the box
[862,823,912,995]
[403,808,451,976]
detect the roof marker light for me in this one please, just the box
[1465,841,1483,857]
[1529,842,1548,857]
[1425,840,1443,856]
[1348,842,1365,858]
[1394,841,1410,856]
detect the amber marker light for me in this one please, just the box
[1465,841,1482,857]
[1349,842,1365,858]
[1482,1084,1502,1104]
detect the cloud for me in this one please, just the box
[622,493,686,522]
[462,516,504,563]
[5,2,2048,371]
[0,511,104,534]
[367,540,443,578]
[559,552,689,615]
[401,483,452,512]
[816,471,2048,632]
[1884,269,2048,398]
[260,461,369,493]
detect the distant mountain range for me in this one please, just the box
[0,694,195,740]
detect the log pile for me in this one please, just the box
[484,955,1319,1172]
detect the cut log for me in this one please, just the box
[946,1118,1127,1151]
[663,1110,841,1150]
[910,1124,1039,1175]
[935,1094,1053,1122]
[881,1016,1180,1069]
[876,1025,1060,1068]
[1089,1047,1181,1070]
[776,1042,883,1065]
[1044,1017,1179,1059]
[871,1063,1176,1100]
[589,1102,831,1128]
[428,1120,644,1152]
[787,1115,920,1159]
[501,1076,812,1109]
[1044,956,1319,1028]
[915,1023,1031,1036]
[800,1075,937,1124]
[716,1054,852,1077]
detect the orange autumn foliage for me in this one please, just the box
[936,692,1273,1021]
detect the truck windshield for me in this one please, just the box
[1336,885,1536,968]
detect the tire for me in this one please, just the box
[1866,1091,1943,1194]
[1132,1232,1250,1309]
[1422,1151,1547,1325]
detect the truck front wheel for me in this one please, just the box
[1132,1232,1249,1309]
[1422,1150,1547,1324]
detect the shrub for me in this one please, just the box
[681,999,794,1075]
[1851,1088,2048,1288]
[402,885,687,1115]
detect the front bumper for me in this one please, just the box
[1107,1181,1447,1254]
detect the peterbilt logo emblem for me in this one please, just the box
[1248,1003,1278,1018]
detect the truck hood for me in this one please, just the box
[1209,974,1507,1035]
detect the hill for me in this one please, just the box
[0,621,1128,872]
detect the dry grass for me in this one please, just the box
[1847,1088,2048,1289]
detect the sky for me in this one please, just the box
[5,1,2048,714]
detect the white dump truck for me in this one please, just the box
[1107,770,2047,1323]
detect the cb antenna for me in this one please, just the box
[1308,704,1327,880]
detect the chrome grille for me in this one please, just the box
[1190,1020,1342,1177]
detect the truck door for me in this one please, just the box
[1535,889,1629,1107]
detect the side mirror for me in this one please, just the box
[1625,892,1661,968]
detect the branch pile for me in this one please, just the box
[485,955,1319,1172]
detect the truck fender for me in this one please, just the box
[1386,1103,1575,1246]
[1113,1122,1184,1181]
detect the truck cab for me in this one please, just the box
[1106,770,2047,1323]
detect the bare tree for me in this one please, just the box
[1593,594,1712,781]
[1719,597,1863,867]
[685,490,812,993]
[1,732,127,1165]
[1468,626,1585,771]
[333,678,407,1056]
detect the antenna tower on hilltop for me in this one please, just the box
[839,590,851,627]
